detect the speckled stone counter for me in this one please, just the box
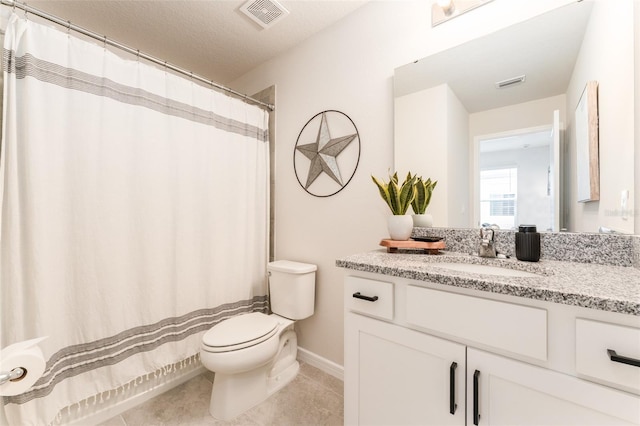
[336,250,640,316]
[412,227,637,267]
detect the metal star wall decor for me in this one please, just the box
[293,110,360,197]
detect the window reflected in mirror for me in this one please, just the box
[480,168,517,230]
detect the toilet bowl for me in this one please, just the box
[200,260,316,421]
[200,312,297,420]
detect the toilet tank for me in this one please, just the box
[267,260,316,320]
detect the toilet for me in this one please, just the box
[200,260,317,420]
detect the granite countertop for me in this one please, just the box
[336,250,640,316]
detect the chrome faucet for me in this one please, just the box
[479,227,497,258]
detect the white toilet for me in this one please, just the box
[200,260,317,420]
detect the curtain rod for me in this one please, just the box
[0,0,275,111]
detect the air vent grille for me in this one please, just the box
[240,0,290,29]
[495,75,526,89]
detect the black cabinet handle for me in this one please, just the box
[352,292,379,302]
[607,349,640,368]
[449,362,457,415]
[473,370,480,425]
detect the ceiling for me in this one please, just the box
[394,1,593,113]
[28,0,369,85]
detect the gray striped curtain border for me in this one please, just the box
[3,296,268,405]
[2,49,268,142]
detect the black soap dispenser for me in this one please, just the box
[515,225,541,262]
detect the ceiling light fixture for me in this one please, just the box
[437,0,456,16]
[432,0,494,27]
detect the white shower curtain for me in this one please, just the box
[0,13,269,425]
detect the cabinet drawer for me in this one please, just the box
[406,286,547,361]
[345,276,393,320]
[576,318,640,393]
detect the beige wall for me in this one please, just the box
[231,0,586,366]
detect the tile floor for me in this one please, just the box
[99,362,344,426]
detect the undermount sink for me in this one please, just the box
[430,262,542,278]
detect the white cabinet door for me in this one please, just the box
[467,348,640,426]
[345,312,465,426]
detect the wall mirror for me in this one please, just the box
[393,1,635,234]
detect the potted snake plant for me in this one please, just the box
[371,172,416,240]
[410,175,438,227]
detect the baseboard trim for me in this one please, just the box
[297,347,344,381]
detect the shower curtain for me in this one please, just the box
[0,13,269,425]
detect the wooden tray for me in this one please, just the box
[380,239,445,254]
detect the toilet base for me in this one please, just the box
[267,358,299,396]
[209,330,299,421]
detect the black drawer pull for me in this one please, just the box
[449,362,457,415]
[352,292,379,302]
[607,349,640,368]
[473,370,480,425]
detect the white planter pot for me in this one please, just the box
[387,215,413,241]
[412,213,433,228]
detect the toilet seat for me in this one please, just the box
[202,312,279,353]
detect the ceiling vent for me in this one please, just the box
[240,0,290,30]
[495,75,526,89]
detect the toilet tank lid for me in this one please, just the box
[268,260,317,274]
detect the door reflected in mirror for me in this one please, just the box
[474,109,561,232]
[476,120,559,232]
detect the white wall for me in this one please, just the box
[469,95,567,139]
[566,0,635,234]
[395,84,447,223]
[231,0,581,366]
[395,84,462,226]
[446,85,471,227]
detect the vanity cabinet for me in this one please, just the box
[467,348,640,425]
[345,313,465,425]
[344,273,640,426]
